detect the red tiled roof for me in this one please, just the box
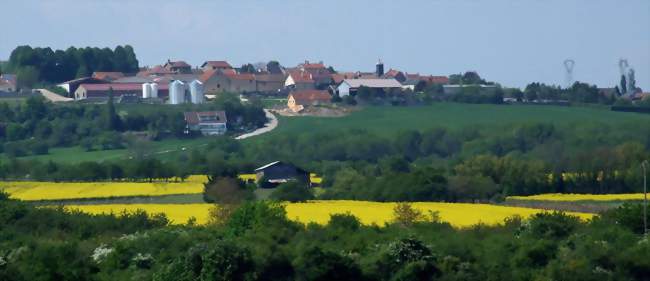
[384,69,402,77]
[203,61,232,69]
[422,75,449,84]
[199,69,216,83]
[331,73,357,84]
[92,72,125,81]
[288,71,314,83]
[303,63,326,69]
[226,73,255,81]
[167,61,191,68]
[290,90,331,105]
[79,83,169,91]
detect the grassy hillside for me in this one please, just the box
[257,103,650,139]
[5,103,649,163]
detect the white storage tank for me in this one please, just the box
[169,80,185,104]
[142,83,151,98]
[189,80,204,104]
[149,83,158,98]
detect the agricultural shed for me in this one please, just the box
[254,161,310,188]
[337,78,402,97]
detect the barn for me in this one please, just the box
[254,161,310,188]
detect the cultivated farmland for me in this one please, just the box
[63,201,594,227]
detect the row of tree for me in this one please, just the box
[4,45,139,88]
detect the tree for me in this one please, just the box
[239,63,256,73]
[393,202,425,227]
[269,181,314,202]
[103,87,122,131]
[266,60,282,74]
[620,75,627,94]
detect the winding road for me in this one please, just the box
[235,109,278,140]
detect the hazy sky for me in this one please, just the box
[3,0,649,89]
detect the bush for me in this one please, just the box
[269,181,314,202]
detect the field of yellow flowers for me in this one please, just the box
[0,176,207,201]
[507,193,646,202]
[64,201,594,228]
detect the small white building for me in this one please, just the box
[336,78,403,97]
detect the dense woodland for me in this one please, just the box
[0,195,648,281]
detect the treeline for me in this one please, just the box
[1,196,648,281]
[5,45,139,88]
[0,94,266,156]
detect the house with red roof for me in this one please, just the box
[163,60,192,74]
[285,71,316,90]
[287,90,331,112]
[201,61,233,72]
[184,111,227,135]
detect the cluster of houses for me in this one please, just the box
[48,59,452,109]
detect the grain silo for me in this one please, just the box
[169,80,185,104]
[142,83,152,98]
[189,80,204,104]
[149,83,158,98]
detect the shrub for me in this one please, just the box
[269,181,314,202]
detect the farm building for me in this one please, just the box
[184,111,228,136]
[57,77,106,94]
[254,161,310,188]
[287,90,331,112]
[74,83,169,101]
[201,70,285,94]
[336,78,402,97]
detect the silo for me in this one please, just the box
[142,83,151,98]
[169,80,185,104]
[189,80,204,104]
[149,83,158,98]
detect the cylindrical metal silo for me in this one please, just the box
[142,83,151,98]
[189,80,204,104]
[169,80,185,104]
[149,83,158,98]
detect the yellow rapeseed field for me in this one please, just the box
[1,181,205,201]
[507,193,646,202]
[63,201,594,227]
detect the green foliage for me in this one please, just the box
[6,45,139,85]
[225,201,292,235]
[270,181,314,202]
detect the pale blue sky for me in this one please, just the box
[3,0,649,89]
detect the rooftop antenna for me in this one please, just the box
[563,59,575,88]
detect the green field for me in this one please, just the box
[2,137,215,164]
[257,103,650,138]
[5,103,650,163]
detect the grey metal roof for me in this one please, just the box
[341,78,402,88]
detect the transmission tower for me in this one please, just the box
[563,59,575,88]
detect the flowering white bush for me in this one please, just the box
[132,252,153,269]
[0,256,7,267]
[91,244,114,263]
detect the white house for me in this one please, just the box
[336,78,403,97]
